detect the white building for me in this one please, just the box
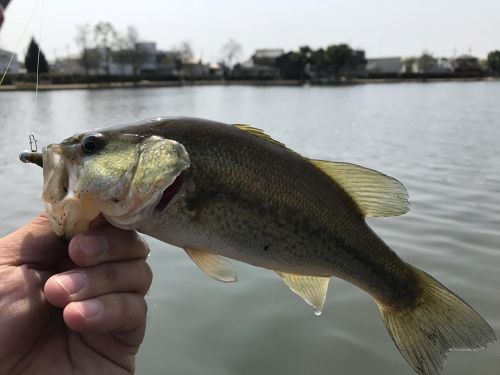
[366,57,402,74]
[0,48,20,74]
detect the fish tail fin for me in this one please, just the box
[377,266,496,375]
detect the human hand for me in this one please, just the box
[0,214,152,374]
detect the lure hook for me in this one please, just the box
[29,133,39,152]
[19,133,43,168]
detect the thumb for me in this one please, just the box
[0,213,68,268]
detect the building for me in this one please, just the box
[354,49,367,75]
[433,58,455,73]
[182,60,210,79]
[51,57,85,75]
[0,48,20,74]
[454,55,482,73]
[252,49,284,67]
[135,42,157,73]
[156,50,180,76]
[366,57,402,74]
[236,48,284,78]
[416,54,438,73]
[76,47,134,76]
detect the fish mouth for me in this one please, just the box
[42,145,68,205]
[155,172,185,212]
[41,144,91,238]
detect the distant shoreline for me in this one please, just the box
[1,77,498,92]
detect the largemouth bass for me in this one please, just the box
[27,117,495,375]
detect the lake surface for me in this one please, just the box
[1,82,499,375]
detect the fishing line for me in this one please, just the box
[35,0,44,101]
[0,0,41,86]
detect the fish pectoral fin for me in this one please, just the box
[310,160,410,217]
[184,248,237,283]
[276,272,330,315]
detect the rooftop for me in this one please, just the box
[254,49,285,59]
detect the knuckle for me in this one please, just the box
[113,294,131,319]
[138,297,148,316]
[140,261,153,293]
[134,233,150,257]
[101,262,119,284]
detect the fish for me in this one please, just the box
[28,116,495,375]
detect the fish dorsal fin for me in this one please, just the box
[276,272,330,315]
[310,160,410,217]
[185,247,237,283]
[234,124,286,148]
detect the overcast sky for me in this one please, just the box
[0,0,498,62]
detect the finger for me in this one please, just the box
[68,225,149,267]
[0,213,67,268]
[63,293,148,336]
[45,259,153,307]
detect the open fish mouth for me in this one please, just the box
[41,144,97,238]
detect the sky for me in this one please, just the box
[0,0,499,62]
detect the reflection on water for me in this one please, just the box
[1,82,499,374]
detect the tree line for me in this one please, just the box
[275,44,366,80]
[18,21,500,80]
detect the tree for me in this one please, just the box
[326,44,357,79]
[310,47,329,76]
[93,21,117,75]
[171,41,194,79]
[112,34,129,76]
[220,39,242,70]
[124,26,139,76]
[402,56,417,73]
[418,52,436,73]
[487,50,500,75]
[175,40,194,64]
[277,48,311,80]
[75,23,92,76]
[24,37,49,74]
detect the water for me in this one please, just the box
[1,82,499,375]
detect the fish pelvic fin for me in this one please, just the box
[377,265,496,375]
[185,247,237,283]
[310,160,409,217]
[276,272,330,315]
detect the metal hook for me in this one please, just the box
[20,133,43,167]
[29,133,39,153]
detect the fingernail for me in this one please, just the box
[55,272,87,295]
[75,300,103,319]
[77,235,108,257]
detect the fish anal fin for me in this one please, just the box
[234,124,287,148]
[276,271,330,315]
[185,247,237,283]
[310,160,409,217]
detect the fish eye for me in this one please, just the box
[81,134,105,154]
